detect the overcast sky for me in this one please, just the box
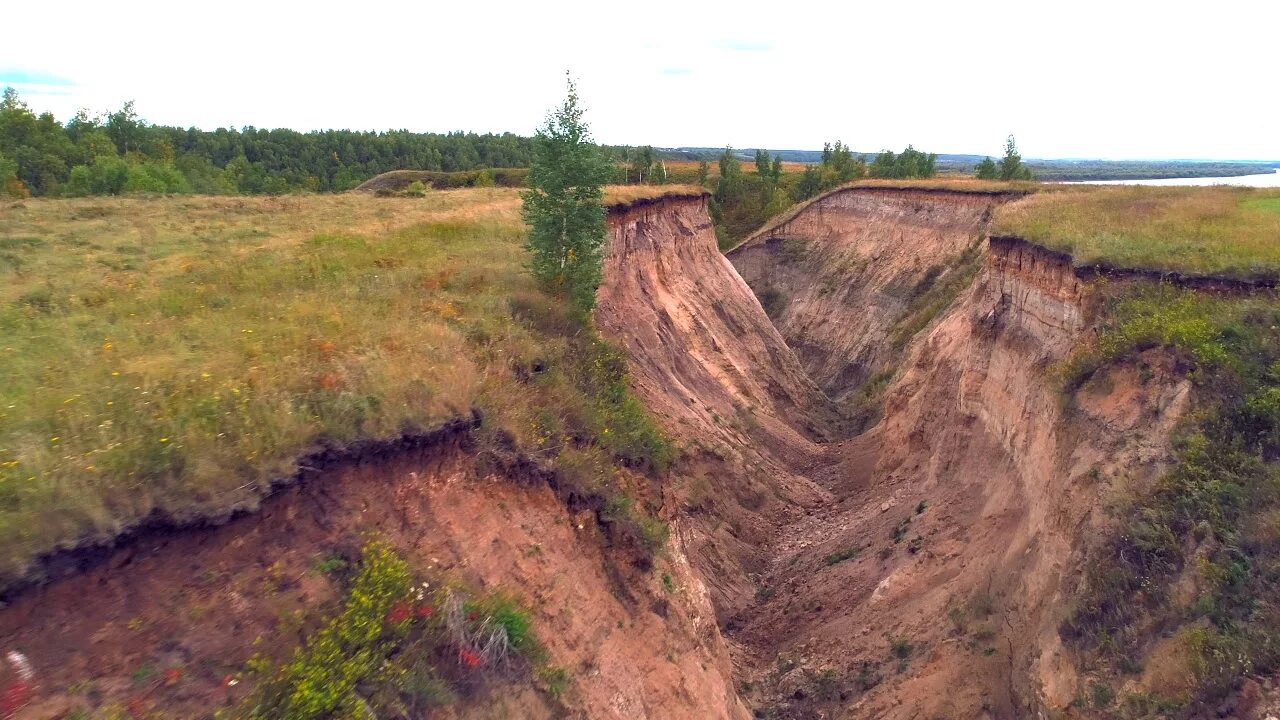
[3,0,1277,160]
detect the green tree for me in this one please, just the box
[793,164,822,201]
[629,145,653,184]
[652,160,668,184]
[974,156,998,180]
[998,135,1033,181]
[0,151,21,197]
[696,160,710,187]
[754,149,770,177]
[770,155,783,184]
[821,141,864,186]
[521,75,612,314]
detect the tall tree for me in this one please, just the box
[521,75,612,314]
[974,156,998,180]
[754,149,770,176]
[998,135,1033,181]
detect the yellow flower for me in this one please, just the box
[159,437,170,443]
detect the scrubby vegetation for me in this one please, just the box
[235,541,554,719]
[1060,284,1280,714]
[0,187,672,588]
[994,186,1280,279]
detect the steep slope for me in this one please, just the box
[596,194,837,621]
[0,428,745,719]
[602,188,1204,718]
[727,187,1019,403]
[726,237,1192,718]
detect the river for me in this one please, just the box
[1064,169,1280,187]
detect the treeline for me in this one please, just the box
[0,88,534,197]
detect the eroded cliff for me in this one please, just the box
[601,189,1203,718]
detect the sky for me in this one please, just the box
[3,0,1278,161]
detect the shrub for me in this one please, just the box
[824,545,862,566]
[404,180,428,197]
[241,542,554,719]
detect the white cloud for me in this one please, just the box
[2,0,1277,159]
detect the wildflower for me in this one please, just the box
[458,647,483,668]
[415,604,435,619]
[5,652,33,682]
[386,601,412,624]
[0,680,30,716]
[159,438,169,443]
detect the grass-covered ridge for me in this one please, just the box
[994,186,1280,280]
[0,188,672,588]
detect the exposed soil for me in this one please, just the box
[594,191,1212,718]
[728,188,1011,401]
[5,187,1274,720]
[0,433,743,719]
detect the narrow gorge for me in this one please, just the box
[597,187,1200,719]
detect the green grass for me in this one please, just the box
[1241,196,1280,215]
[0,189,671,588]
[1060,285,1280,714]
[993,186,1280,279]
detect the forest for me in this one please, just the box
[0,88,534,196]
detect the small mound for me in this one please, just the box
[354,168,529,193]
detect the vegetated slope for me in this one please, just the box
[727,186,1023,406]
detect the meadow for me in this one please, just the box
[993,185,1280,279]
[0,187,675,587]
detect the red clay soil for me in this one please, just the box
[0,433,744,719]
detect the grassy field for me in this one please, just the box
[0,188,672,587]
[994,186,1280,279]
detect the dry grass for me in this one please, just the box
[846,177,1038,193]
[602,184,707,209]
[993,186,1280,278]
[660,159,809,176]
[0,187,665,586]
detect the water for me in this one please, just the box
[1063,169,1280,187]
